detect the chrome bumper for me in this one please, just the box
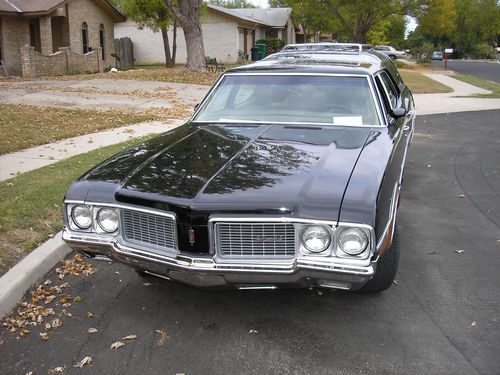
[62,229,376,290]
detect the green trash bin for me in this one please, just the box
[255,43,267,60]
[251,44,268,61]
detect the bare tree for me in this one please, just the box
[163,0,206,71]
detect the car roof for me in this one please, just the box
[228,49,392,76]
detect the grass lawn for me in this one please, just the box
[5,67,222,86]
[451,73,500,98]
[0,104,157,155]
[0,137,148,276]
[399,70,453,94]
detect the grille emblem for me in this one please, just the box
[188,228,195,246]
[253,235,284,243]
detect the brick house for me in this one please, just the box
[0,0,125,77]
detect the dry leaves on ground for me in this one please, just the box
[155,329,169,346]
[55,254,95,279]
[454,249,465,254]
[74,356,92,368]
[111,341,125,349]
[122,334,137,340]
[48,367,65,374]
[88,327,98,333]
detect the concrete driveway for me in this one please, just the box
[0,79,207,111]
[1,110,499,375]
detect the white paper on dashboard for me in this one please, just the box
[333,116,363,126]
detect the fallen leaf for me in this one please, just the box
[51,319,62,328]
[122,335,137,340]
[111,341,125,349]
[73,296,83,303]
[86,312,95,318]
[454,249,465,254]
[88,328,98,333]
[48,368,64,374]
[74,356,92,368]
[40,332,49,341]
[25,372,33,375]
[427,164,431,168]
[457,194,466,198]
[155,329,169,346]
[316,290,323,296]
[427,251,437,255]
[143,282,152,287]
[44,279,52,285]
[248,329,258,334]
[470,321,477,328]
[393,279,400,285]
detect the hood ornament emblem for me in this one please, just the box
[188,227,195,246]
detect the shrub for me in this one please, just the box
[256,38,285,55]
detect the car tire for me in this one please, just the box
[389,54,396,60]
[357,227,400,293]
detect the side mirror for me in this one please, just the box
[389,107,406,119]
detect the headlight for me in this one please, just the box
[71,205,92,229]
[337,227,368,255]
[96,208,118,233]
[301,225,331,253]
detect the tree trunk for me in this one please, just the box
[163,0,206,71]
[182,21,205,70]
[161,27,174,68]
[172,21,177,65]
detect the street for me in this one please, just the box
[1,110,499,375]
[432,60,500,83]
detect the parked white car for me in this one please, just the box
[371,45,406,60]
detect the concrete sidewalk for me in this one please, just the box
[414,73,500,115]
[0,120,184,181]
[0,79,208,111]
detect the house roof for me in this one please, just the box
[0,0,126,21]
[207,4,292,28]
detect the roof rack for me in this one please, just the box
[282,43,364,53]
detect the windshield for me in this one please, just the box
[193,75,381,126]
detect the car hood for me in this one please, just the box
[74,123,372,221]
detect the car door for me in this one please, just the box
[373,70,414,252]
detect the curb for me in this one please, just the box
[0,231,71,319]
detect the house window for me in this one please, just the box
[99,24,105,60]
[82,22,89,54]
[266,29,278,38]
[29,19,41,52]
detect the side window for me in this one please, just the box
[379,72,398,109]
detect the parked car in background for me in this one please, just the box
[63,45,415,293]
[432,51,444,60]
[371,45,406,60]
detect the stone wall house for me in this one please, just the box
[114,4,295,65]
[0,0,125,77]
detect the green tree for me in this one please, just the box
[118,0,177,67]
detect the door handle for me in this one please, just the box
[402,125,410,131]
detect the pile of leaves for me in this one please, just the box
[1,254,94,340]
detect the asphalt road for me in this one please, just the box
[432,60,500,83]
[1,110,500,375]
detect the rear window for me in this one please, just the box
[194,75,381,126]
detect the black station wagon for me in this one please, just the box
[63,44,415,293]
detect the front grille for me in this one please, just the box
[215,222,296,258]
[122,210,176,251]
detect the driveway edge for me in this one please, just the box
[0,232,71,319]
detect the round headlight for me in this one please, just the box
[337,227,369,255]
[71,205,92,229]
[301,225,331,253]
[96,208,118,233]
